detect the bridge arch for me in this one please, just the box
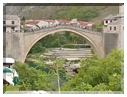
[23,27,104,62]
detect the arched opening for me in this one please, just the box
[23,28,102,62]
[25,32,92,62]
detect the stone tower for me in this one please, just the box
[119,4,124,13]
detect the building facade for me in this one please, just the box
[103,4,124,51]
[3,15,20,33]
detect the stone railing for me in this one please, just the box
[24,24,103,35]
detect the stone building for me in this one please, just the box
[55,20,70,25]
[103,14,116,27]
[103,4,124,52]
[45,20,57,27]
[3,15,20,33]
[70,19,78,23]
[3,58,15,68]
[25,20,41,30]
[103,7,124,32]
[103,4,124,33]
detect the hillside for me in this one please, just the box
[3,4,119,22]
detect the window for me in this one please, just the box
[3,21,6,24]
[106,20,108,23]
[3,27,6,32]
[11,27,15,31]
[110,27,112,30]
[110,20,112,22]
[12,21,14,24]
[114,27,116,30]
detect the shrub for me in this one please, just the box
[96,26,103,32]
[61,50,124,92]
[91,49,94,54]
[63,44,76,48]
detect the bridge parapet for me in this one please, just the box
[24,25,102,36]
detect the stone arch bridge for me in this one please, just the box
[3,25,120,62]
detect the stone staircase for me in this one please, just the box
[43,48,93,60]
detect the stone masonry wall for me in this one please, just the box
[103,33,119,55]
[3,33,24,62]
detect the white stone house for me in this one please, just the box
[71,23,79,27]
[45,20,57,27]
[55,20,70,25]
[79,22,89,28]
[25,20,42,30]
[79,23,87,28]
[70,19,78,24]
[103,14,116,26]
[103,13,124,33]
[106,18,124,33]
[86,22,95,29]
[105,17,124,50]
[24,26,34,31]
[103,4,124,50]
[40,20,49,28]
[25,20,34,22]
[3,15,20,32]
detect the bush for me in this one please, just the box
[63,44,76,48]
[3,84,20,94]
[96,26,103,32]
[91,49,94,54]
[61,50,124,92]
[41,47,46,53]
[92,21,103,32]
[12,61,58,91]
[92,24,98,29]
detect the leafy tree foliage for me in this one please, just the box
[61,49,124,93]
[21,16,25,21]
[4,50,123,93]
[92,21,104,32]
[11,61,58,91]
[50,6,99,21]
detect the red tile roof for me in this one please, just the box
[25,21,40,25]
[80,23,89,26]
[87,25,92,27]
[84,22,89,24]
[77,21,85,23]
[88,22,95,24]
[72,23,78,26]
[45,20,55,22]
[57,20,70,23]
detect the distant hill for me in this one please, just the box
[3,4,119,22]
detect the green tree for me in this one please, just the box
[30,42,46,54]
[61,50,124,92]
[21,16,25,21]
[12,61,58,91]
[96,26,103,32]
